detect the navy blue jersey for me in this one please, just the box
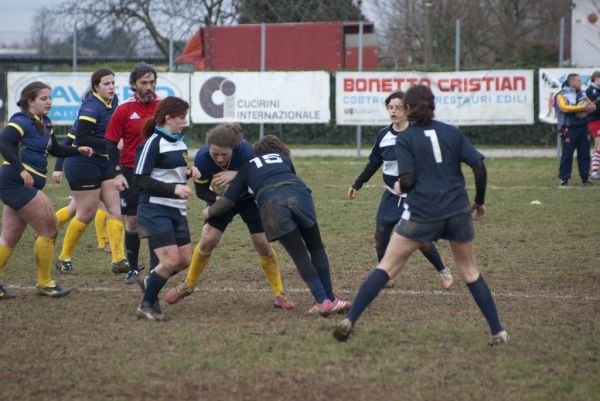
[223,153,303,204]
[396,120,483,221]
[194,139,256,193]
[585,84,600,121]
[135,130,189,213]
[369,124,402,189]
[73,93,118,155]
[4,112,53,177]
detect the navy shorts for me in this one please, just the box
[376,190,403,226]
[120,167,140,216]
[0,165,46,210]
[63,155,114,191]
[207,197,264,234]
[396,212,475,243]
[137,202,191,248]
[258,182,317,241]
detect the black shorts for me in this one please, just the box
[206,197,264,234]
[120,167,140,216]
[258,182,317,242]
[63,155,114,191]
[395,212,474,243]
[137,202,191,248]
[0,165,46,210]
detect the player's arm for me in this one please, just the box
[555,93,589,113]
[194,179,217,203]
[204,167,247,218]
[0,124,25,173]
[470,158,487,206]
[48,133,83,158]
[133,138,177,197]
[76,119,106,149]
[470,158,487,220]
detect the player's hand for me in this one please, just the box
[117,139,124,151]
[347,187,358,200]
[78,146,94,157]
[472,203,486,221]
[187,166,201,180]
[212,170,237,187]
[51,171,63,183]
[20,170,34,189]
[201,207,210,221]
[174,184,192,199]
[114,174,129,191]
[585,102,596,113]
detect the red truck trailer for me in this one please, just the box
[175,21,378,71]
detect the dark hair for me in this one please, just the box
[254,135,290,157]
[205,124,242,148]
[141,96,189,139]
[405,84,435,125]
[17,81,51,133]
[563,73,580,88]
[384,91,405,107]
[129,62,157,89]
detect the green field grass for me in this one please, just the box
[1,157,599,401]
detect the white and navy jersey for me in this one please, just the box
[396,119,483,222]
[353,124,402,194]
[135,130,189,213]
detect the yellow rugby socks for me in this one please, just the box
[55,207,72,228]
[35,236,56,288]
[59,217,88,261]
[0,244,14,279]
[106,218,125,263]
[185,245,211,289]
[94,209,108,249]
[260,251,283,296]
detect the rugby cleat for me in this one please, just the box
[111,259,130,274]
[489,330,509,346]
[36,284,71,297]
[438,267,455,289]
[331,297,351,314]
[164,282,194,304]
[306,299,336,316]
[333,318,354,342]
[124,269,140,285]
[0,284,15,300]
[55,259,74,274]
[136,300,168,321]
[274,293,295,310]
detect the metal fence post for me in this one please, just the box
[356,21,364,157]
[260,23,266,139]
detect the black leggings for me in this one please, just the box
[278,224,334,302]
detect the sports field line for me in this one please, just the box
[6,285,599,301]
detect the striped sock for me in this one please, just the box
[591,150,600,176]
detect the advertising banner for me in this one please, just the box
[538,68,599,124]
[190,72,330,124]
[336,70,534,126]
[7,72,189,125]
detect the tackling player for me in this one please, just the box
[164,124,295,310]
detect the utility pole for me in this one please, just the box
[424,2,433,67]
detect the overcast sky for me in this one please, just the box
[0,0,379,47]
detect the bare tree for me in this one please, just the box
[29,7,55,55]
[57,0,240,57]
[373,0,570,68]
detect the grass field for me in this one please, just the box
[1,157,599,401]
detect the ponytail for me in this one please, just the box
[141,116,156,139]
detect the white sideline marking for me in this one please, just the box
[6,285,599,301]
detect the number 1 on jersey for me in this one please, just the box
[424,130,443,163]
